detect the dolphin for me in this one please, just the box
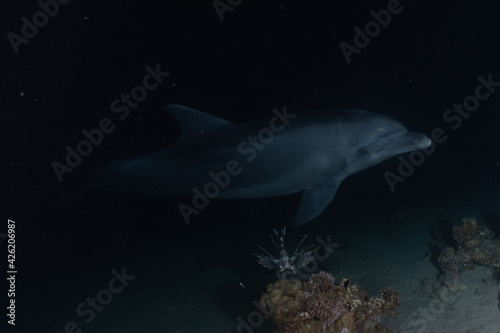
[88,105,431,225]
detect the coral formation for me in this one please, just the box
[438,217,500,273]
[416,217,500,323]
[304,272,347,325]
[260,271,400,333]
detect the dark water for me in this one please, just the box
[2,0,500,332]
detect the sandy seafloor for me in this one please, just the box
[21,172,500,333]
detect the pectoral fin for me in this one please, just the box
[290,176,345,226]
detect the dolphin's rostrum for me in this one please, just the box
[90,105,431,225]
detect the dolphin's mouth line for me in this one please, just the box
[414,136,432,148]
[372,133,430,156]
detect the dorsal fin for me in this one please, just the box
[164,104,231,144]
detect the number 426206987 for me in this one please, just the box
[7,219,16,270]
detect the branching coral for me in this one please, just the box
[439,217,500,273]
[260,272,400,333]
[304,272,347,325]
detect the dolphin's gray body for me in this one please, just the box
[92,105,431,225]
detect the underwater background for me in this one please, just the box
[2,0,500,332]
